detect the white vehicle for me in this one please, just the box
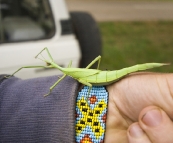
[0,0,101,79]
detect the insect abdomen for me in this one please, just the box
[108,63,167,80]
[80,63,167,86]
[89,63,167,85]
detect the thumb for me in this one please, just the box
[139,106,173,143]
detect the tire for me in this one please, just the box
[70,12,102,68]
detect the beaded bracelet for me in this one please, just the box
[75,86,108,143]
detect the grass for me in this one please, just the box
[98,21,173,73]
[69,0,173,1]
[112,0,173,1]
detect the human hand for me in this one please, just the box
[105,73,173,143]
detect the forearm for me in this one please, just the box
[0,75,79,143]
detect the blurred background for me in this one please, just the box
[67,0,173,72]
[0,0,102,78]
[0,0,173,78]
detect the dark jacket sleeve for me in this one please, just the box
[0,75,79,143]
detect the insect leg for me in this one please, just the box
[67,60,72,68]
[35,48,47,59]
[35,47,54,62]
[44,74,67,96]
[85,55,101,69]
[78,79,92,100]
[4,66,50,78]
[78,79,92,88]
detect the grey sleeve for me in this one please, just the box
[0,75,79,143]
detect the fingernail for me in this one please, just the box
[129,123,144,138]
[142,109,162,127]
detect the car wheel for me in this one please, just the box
[70,12,102,68]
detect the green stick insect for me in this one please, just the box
[6,47,168,96]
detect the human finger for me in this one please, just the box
[139,106,173,143]
[127,122,151,143]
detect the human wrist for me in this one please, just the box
[75,86,108,143]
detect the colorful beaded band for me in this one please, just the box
[75,86,108,143]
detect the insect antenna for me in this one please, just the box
[36,56,45,62]
[35,53,46,61]
[40,53,46,60]
[35,53,52,67]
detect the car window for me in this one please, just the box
[0,0,55,43]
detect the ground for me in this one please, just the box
[66,0,173,21]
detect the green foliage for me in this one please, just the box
[99,21,173,72]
